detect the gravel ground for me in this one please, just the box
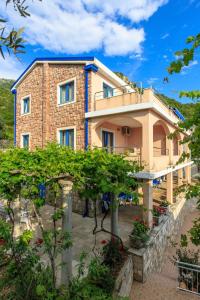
[130,203,199,300]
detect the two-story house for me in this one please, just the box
[11,57,192,227]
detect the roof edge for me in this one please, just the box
[11,56,95,91]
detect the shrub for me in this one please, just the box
[130,219,149,249]
[87,258,115,293]
[102,238,124,270]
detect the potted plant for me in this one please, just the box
[159,200,170,215]
[129,218,150,249]
[152,206,164,226]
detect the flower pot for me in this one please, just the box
[179,281,187,289]
[129,234,149,249]
[153,215,163,226]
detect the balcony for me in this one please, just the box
[92,87,179,123]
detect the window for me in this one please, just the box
[22,97,30,114]
[59,128,75,149]
[59,80,75,104]
[102,130,114,153]
[103,83,113,98]
[22,134,30,149]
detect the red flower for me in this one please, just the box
[101,240,107,245]
[133,217,140,222]
[35,238,43,246]
[0,238,5,246]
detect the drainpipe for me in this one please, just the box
[84,64,98,150]
[12,89,17,146]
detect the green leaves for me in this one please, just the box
[179,90,200,100]
[167,33,199,75]
[188,218,200,246]
[52,208,64,221]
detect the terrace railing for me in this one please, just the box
[153,146,169,156]
[176,261,200,296]
[93,146,142,165]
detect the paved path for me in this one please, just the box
[130,204,199,300]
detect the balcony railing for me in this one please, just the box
[176,261,200,296]
[93,87,180,123]
[94,84,136,101]
[93,146,142,165]
[153,147,169,156]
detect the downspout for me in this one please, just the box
[12,89,17,146]
[84,69,89,150]
[84,64,98,150]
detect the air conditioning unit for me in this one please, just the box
[122,126,131,136]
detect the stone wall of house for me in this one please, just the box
[16,64,44,149]
[129,196,196,283]
[113,255,133,298]
[16,63,93,150]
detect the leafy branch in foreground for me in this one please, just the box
[0,0,42,58]
[168,33,200,75]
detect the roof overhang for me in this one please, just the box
[134,160,193,180]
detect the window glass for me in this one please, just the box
[23,97,30,114]
[59,129,74,149]
[60,81,75,104]
[103,83,113,98]
[23,135,29,148]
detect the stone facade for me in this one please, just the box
[129,196,196,283]
[16,63,92,150]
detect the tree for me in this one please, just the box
[167,33,200,246]
[0,0,41,58]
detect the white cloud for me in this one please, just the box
[181,60,198,75]
[147,77,159,85]
[0,55,24,79]
[0,0,168,56]
[161,33,170,39]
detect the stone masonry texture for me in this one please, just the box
[16,63,92,150]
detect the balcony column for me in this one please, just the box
[142,179,153,228]
[177,168,183,186]
[166,172,173,204]
[142,114,153,171]
[185,165,191,184]
[167,136,173,165]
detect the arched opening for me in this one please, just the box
[153,121,169,156]
[92,116,142,163]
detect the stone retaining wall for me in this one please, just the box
[113,255,133,298]
[129,196,196,282]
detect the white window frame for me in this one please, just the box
[57,126,76,150]
[57,77,76,107]
[21,133,31,149]
[101,128,115,148]
[21,95,31,115]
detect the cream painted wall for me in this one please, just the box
[91,71,123,110]
[89,109,187,172]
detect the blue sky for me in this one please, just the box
[0,0,199,103]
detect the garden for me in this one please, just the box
[0,143,141,300]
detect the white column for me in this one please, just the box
[167,172,173,204]
[177,168,183,186]
[142,180,153,228]
[59,179,73,286]
[185,165,191,184]
[111,196,119,237]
